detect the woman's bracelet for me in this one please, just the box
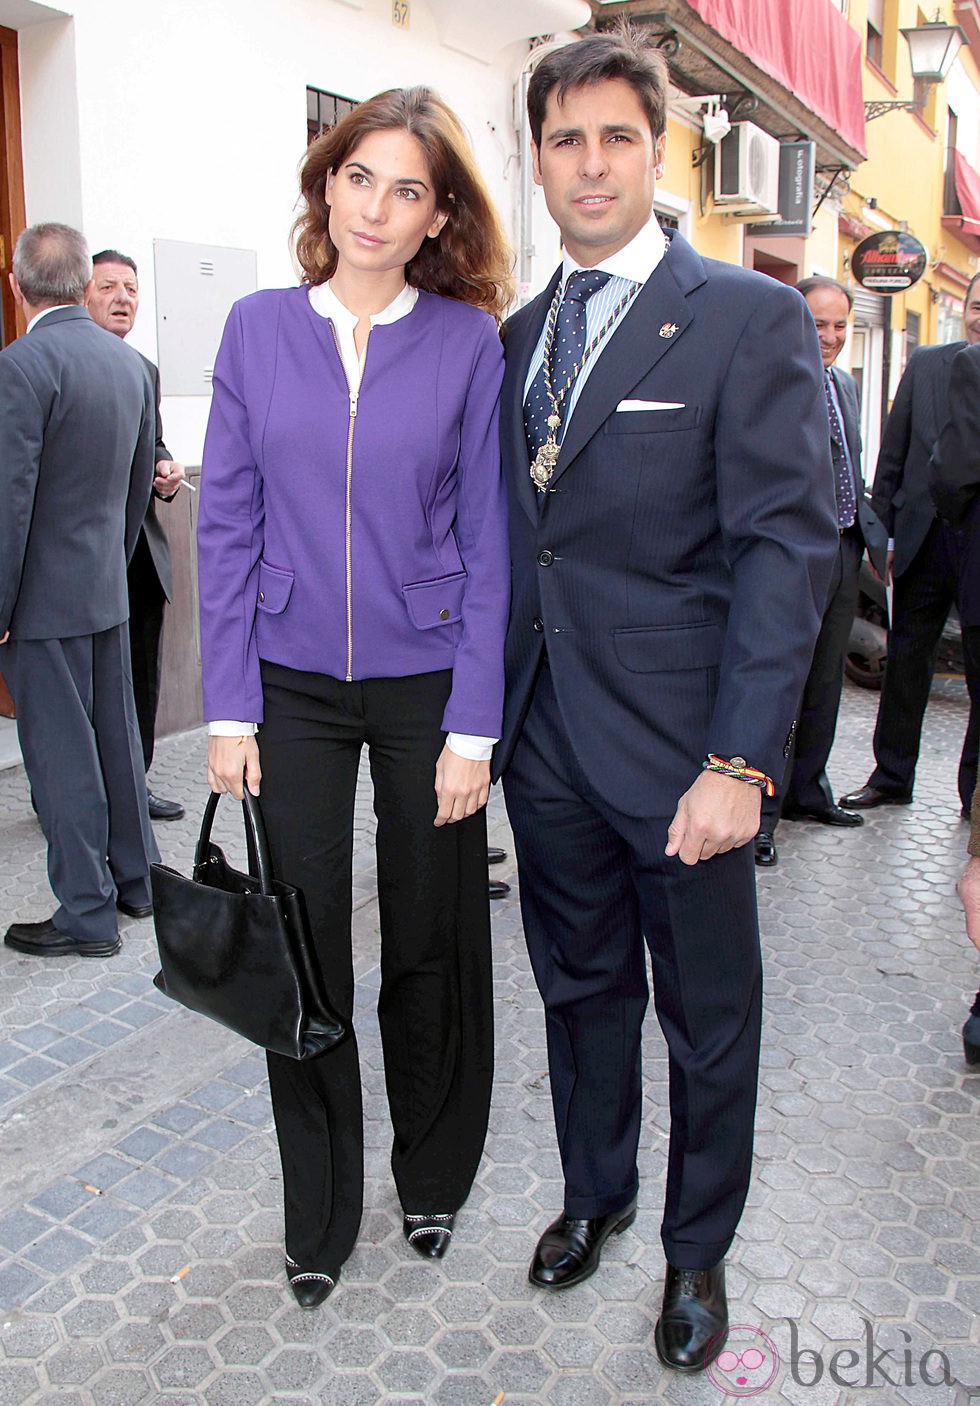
[702,754,775,798]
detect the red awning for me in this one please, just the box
[686,0,867,160]
[952,150,980,238]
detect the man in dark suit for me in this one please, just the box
[85,250,186,822]
[930,341,980,1063]
[0,224,158,957]
[755,278,887,866]
[841,273,980,816]
[493,31,838,1373]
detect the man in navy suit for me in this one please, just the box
[930,340,980,1064]
[755,277,887,866]
[493,30,838,1373]
[842,272,980,816]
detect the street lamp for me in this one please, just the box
[864,17,966,121]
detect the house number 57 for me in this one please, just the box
[393,1,410,27]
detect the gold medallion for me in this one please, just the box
[530,437,560,489]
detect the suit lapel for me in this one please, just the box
[931,341,962,439]
[503,272,560,524]
[547,240,702,489]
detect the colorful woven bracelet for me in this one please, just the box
[702,753,775,798]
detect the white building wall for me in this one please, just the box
[13,0,539,461]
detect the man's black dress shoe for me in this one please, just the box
[487,846,506,865]
[964,993,980,1066]
[403,1212,454,1259]
[529,1200,637,1289]
[116,898,153,920]
[754,832,778,867]
[962,806,972,822]
[147,792,185,821]
[489,879,510,900]
[782,803,863,827]
[654,1260,728,1373]
[4,919,122,959]
[838,785,912,809]
[285,1257,335,1309]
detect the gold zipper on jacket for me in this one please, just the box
[329,323,367,683]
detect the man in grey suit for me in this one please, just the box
[86,250,186,822]
[0,224,158,958]
[842,273,980,816]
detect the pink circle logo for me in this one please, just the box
[706,1324,780,1396]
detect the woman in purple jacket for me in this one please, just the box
[198,88,512,1307]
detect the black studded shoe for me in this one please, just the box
[285,1256,336,1309]
[403,1212,454,1259]
[964,991,980,1066]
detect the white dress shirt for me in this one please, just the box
[523,213,668,427]
[26,304,76,333]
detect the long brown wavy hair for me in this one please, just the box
[293,87,513,321]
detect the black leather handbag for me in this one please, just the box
[151,791,346,1060]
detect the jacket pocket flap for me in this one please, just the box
[612,622,722,673]
[605,405,702,434]
[402,572,466,630]
[256,561,294,615]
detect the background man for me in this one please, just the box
[493,30,838,1374]
[0,224,157,957]
[930,342,980,1064]
[85,250,186,822]
[841,272,980,818]
[755,277,887,866]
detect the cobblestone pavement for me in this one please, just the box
[0,682,977,1406]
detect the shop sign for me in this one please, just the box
[851,231,927,293]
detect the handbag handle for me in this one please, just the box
[194,791,276,896]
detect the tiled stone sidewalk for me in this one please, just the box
[0,683,977,1405]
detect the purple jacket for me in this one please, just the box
[198,286,509,736]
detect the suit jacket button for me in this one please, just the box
[439,608,450,620]
[532,617,544,632]
[537,550,554,566]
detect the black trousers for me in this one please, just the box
[127,535,167,774]
[4,625,157,942]
[762,530,862,829]
[503,664,761,1271]
[869,520,980,809]
[257,662,493,1277]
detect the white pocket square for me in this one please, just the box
[615,399,686,412]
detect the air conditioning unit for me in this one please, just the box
[714,122,781,215]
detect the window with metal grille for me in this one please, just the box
[307,86,358,144]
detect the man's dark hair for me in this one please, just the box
[965,271,980,306]
[12,223,92,306]
[527,26,669,149]
[92,249,138,277]
[796,275,853,311]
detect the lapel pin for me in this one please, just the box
[659,322,678,339]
